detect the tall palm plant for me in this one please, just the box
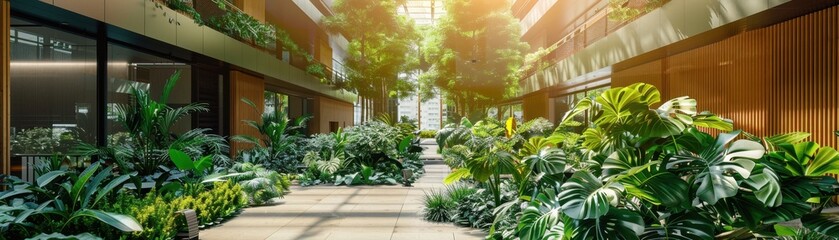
[232,98,310,172]
[76,71,229,180]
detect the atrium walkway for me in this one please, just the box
[201,140,485,240]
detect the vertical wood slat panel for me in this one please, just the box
[1,0,9,175]
[229,70,265,156]
[613,6,839,148]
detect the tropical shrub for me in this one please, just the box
[431,83,839,239]
[233,98,310,174]
[228,162,287,205]
[75,71,229,184]
[0,162,142,239]
[298,120,424,186]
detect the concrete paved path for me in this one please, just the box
[201,139,485,240]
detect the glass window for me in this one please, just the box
[107,43,192,144]
[10,18,98,155]
[552,85,609,131]
[264,91,289,117]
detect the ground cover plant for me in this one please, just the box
[428,83,839,240]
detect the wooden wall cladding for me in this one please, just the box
[613,5,839,147]
[523,91,550,122]
[229,70,265,155]
[1,0,9,175]
[312,96,354,134]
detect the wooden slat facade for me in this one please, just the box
[1,0,9,175]
[613,5,839,147]
[229,70,265,155]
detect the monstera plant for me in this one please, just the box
[436,83,839,239]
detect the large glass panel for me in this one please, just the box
[264,91,289,117]
[10,18,98,155]
[107,44,192,144]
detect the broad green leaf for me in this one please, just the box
[93,174,131,207]
[773,224,797,236]
[36,170,67,188]
[558,171,623,219]
[168,148,194,171]
[803,213,839,237]
[765,132,810,147]
[573,208,644,240]
[518,191,565,240]
[71,162,100,206]
[443,168,471,184]
[72,209,142,232]
[692,111,733,132]
[523,148,567,175]
[595,87,645,126]
[194,155,213,172]
[623,170,689,208]
[743,165,782,207]
[640,212,714,240]
[806,146,839,176]
[626,83,661,105]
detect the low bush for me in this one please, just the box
[97,181,247,240]
[419,130,437,139]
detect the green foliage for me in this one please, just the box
[164,0,202,25]
[0,162,141,238]
[322,0,420,108]
[233,98,310,173]
[228,162,286,205]
[421,0,529,114]
[429,83,839,239]
[422,189,454,222]
[418,130,438,139]
[11,128,78,155]
[96,181,246,240]
[75,71,229,181]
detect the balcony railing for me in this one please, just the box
[520,0,668,81]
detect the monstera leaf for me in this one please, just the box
[634,96,697,138]
[558,171,623,219]
[770,142,839,177]
[594,87,646,127]
[668,130,764,204]
[518,189,566,240]
[743,165,782,207]
[640,212,714,240]
[572,207,644,240]
[602,148,689,208]
[522,147,567,176]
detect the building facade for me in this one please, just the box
[514,0,839,147]
[0,0,356,176]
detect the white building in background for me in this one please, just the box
[398,93,447,130]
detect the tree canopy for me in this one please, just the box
[421,0,528,117]
[323,0,420,119]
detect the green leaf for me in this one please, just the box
[25,232,103,240]
[523,147,567,175]
[774,224,797,237]
[743,165,782,207]
[72,209,142,232]
[71,162,100,206]
[573,208,644,240]
[595,87,645,126]
[93,174,130,207]
[398,136,413,153]
[194,155,213,172]
[159,70,181,104]
[518,190,565,240]
[168,148,194,171]
[444,168,471,184]
[803,213,839,237]
[692,111,733,132]
[36,170,67,188]
[558,171,623,219]
[765,132,810,147]
[640,212,714,240]
[626,83,661,105]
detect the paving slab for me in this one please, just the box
[201,139,485,240]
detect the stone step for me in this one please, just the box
[423,159,446,165]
